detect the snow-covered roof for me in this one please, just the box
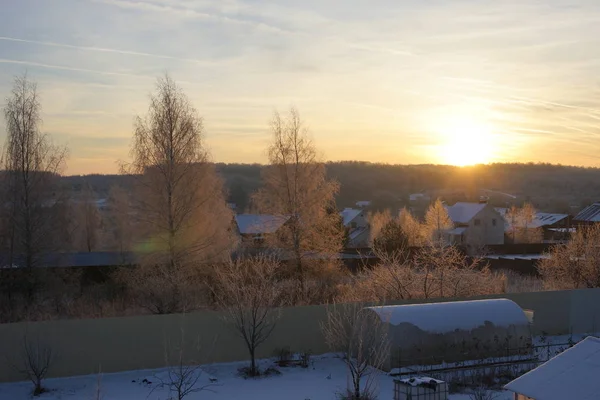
[445,202,488,224]
[504,336,600,400]
[365,299,529,333]
[235,214,289,235]
[340,208,364,226]
[448,227,467,235]
[575,202,600,222]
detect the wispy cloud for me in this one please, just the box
[1,0,600,172]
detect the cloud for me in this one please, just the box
[1,0,600,173]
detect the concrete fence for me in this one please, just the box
[2,288,600,383]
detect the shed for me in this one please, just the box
[364,299,532,371]
[504,336,600,400]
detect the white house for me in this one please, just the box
[445,201,505,246]
[340,208,368,229]
[504,336,600,400]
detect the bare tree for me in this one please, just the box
[122,75,234,313]
[76,183,101,252]
[152,328,217,400]
[1,73,68,302]
[423,199,452,244]
[211,256,284,376]
[16,333,55,396]
[253,108,344,299]
[538,224,600,289]
[322,303,390,400]
[342,247,505,303]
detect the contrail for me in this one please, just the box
[0,36,215,65]
[0,58,153,79]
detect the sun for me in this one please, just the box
[435,116,495,166]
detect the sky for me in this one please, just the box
[1,0,600,174]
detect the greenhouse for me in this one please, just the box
[364,299,533,371]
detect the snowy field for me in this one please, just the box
[0,354,511,400]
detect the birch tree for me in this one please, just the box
[1,74,67,301]
[122,75,234,313]
[253,108,343,299]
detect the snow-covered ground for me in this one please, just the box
[3,334,591,400]
[0,354,512,400]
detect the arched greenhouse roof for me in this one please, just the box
[365,298,530,334]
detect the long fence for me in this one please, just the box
[2,288,600,383]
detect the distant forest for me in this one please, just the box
[63,162,600,215]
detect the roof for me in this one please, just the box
[365,299,529,333]
[575,202,600,222]
[448,227,467,235]
[495,208,570,229]
[235,214,289,235]
[340,208,364,226]
[355,201,371,208]
[504,336,600,400]
[445,202,488,224]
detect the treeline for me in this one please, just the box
[65,161,600,215]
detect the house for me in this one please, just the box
[574,202,600,226]
[504,336,600,400]
[445,201,505,246]
[234,214,290,245]
[495,208,573,242]
[340,208,370,248]
[340,208,368,230]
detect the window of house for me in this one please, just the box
[474,219,481,226]
[492,218,497,227]
[351,222,357,229]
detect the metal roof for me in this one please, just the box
[575,202,600,222]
